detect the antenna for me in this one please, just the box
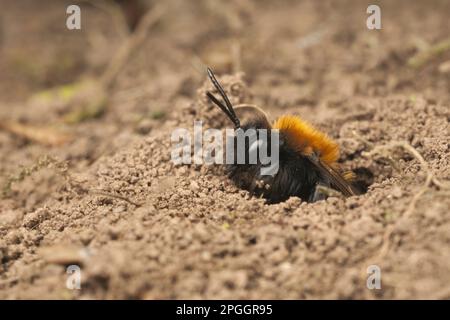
[206,67,241,129]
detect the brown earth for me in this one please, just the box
[0,0,449,299]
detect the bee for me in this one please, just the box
[205,67,357,203]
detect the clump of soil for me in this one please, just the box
[0,0,449,299]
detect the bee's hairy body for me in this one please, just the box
[227,115,339,203]
[205,67,356,203]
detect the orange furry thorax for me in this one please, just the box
[272,115,339,165]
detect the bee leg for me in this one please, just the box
[309,183,329,202]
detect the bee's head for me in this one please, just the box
[233,105,271,131]
[206,67,271,131]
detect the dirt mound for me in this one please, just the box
[0,0,449,299]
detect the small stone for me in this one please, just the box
[136,119,154,135]
[190,181,200,191]
[391,186,403,198]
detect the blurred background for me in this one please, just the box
[0,0,449,174]
[0,0,449,299]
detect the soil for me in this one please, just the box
[0,0,449,299]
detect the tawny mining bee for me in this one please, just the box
[205,67,357,203]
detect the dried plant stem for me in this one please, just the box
[231,41,242,73]
[89,189,142,207]
[362,141,449,263]
[0,121,72,146]
[408,37,450,68]
[82,0,130,38]
[100,6,165,88]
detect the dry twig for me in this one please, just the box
[89,189,142,207]
[100,5,165,88]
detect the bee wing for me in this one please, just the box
[306,154,356,197]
